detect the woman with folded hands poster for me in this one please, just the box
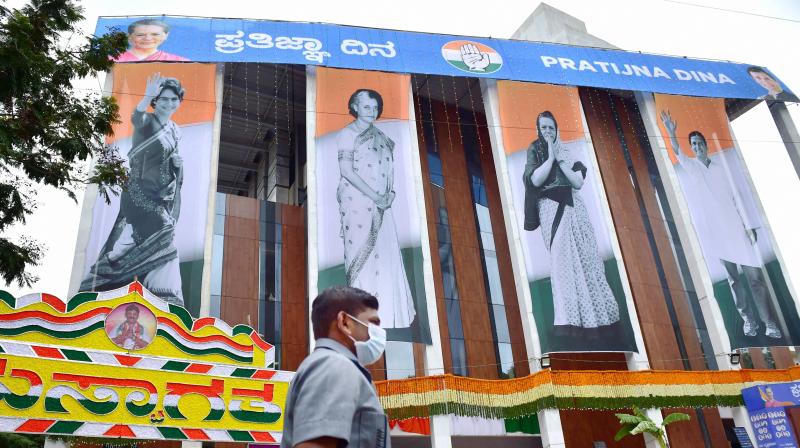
[523,111,620,336]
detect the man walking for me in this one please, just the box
[281,285,390,448]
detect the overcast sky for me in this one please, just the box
[3,0,799,299]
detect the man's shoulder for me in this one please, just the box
[296,345,362,378]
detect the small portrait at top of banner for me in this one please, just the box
[522,111,621,338]
[335,89,416,329]
[115,18,189,62]
[81,73,187,305]
[747,66,798,103]
[105,303,157,351]
[659,109,785,342]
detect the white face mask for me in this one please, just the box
[345,313,386,366]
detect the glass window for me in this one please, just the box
[427,153,444,188]
[446,299,464,339]
[210,294,221,318]
[484,254,504,305]
[385,341,415,380]
[214,192,226,215]
[497,343,515,379]
[450,338,467,376]
[492,305,511,343]
[210,234,224,296]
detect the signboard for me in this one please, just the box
[0,282,292,443]
[749,408,798,448]
[743,383,800,412]
[734,426,755,448]
[94,16,797,101]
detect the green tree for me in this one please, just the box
[0,0,128,288]
[615,407,690,448]
[0,433,46,448]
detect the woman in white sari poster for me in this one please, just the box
[336,89,416,329]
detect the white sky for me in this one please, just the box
[4,0,800,299]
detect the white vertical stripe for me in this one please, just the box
[305,65,318,353]
[73,422,114,437]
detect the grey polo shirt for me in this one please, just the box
[280,338,390,448]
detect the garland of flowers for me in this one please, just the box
[375,366,800,420]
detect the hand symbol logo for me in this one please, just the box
[460,43,490,72]
[442,40,503,74]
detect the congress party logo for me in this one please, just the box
[442,40,503,74]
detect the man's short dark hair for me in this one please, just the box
[688,130,707,146]
[311,286,379,339]
[125,303,140,314]
[747,66,770,77]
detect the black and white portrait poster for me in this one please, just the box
[80,63,217,316]
[655,93,800,349]
[495,80,638,353]
[313,67,431,343]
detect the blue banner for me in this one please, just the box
[743,383,800,412]
[96,16,797,101]
[749,408,798,448]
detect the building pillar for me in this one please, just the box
[482,77,570,447]
[538,410,566,448]
[730,406,756,444]
[644,408,667,448]
[406,76,453,448]
[430,415,453,448]
[767,101,800,180]
[44,438,70,448]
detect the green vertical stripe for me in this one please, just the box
[168,305,194,330]
[161,360,190,371]
[66,292,98,312]
[231,368,256,378]
[0,291,14,308]
[157,427,187,440]
[47,421,84,434]
[61,349,92,362]
[232,325,252,336]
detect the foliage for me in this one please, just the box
[615,406,690,448]
[0,433,47,448]
[0,0,128,288]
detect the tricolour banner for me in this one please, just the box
[79,63,218,317]
[313,67,431,344]
[495,81,638,353]
[95,16,797,102]
[654,94,800,350]
[0,282,290,443]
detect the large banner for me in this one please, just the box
[314,68,431,343]
[495,81,637,353]
[654,94,800,349]
[80,63,217,317]
[743,383,800,448]
[95,16,797,101]
[0,282,289,444]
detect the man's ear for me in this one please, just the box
[335,310,349,335]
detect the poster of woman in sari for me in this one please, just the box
[314,67,431,343]
[495,81,637,353]
[79,63,217,316]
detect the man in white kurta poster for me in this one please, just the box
[660,110,781,339]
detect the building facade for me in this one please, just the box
[63,6,800,448]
